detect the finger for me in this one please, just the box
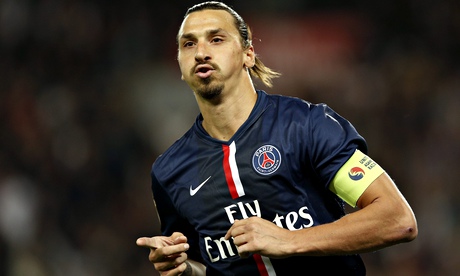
[233,241,254,259]
[155,253,188,271]
[170,232,186,241]
[176,262,188,275]
[225,220,247,240]
[224,219,242,239]
[136,237,152,247]
[151,251,188,272]
[224,227,232,240]
[158,262,187,276]
[174,236,188,245]
[136,237,172,249]
[159,243,190,257]
[232,233,247,247]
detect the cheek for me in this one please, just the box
[225,50,245,70]
[177,59,190,75]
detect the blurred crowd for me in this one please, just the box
[0,0,459,275]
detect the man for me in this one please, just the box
[136,1,418,275]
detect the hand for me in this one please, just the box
[136,232,190,275]
[224,217,292,259]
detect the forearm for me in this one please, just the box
[290,205,407,255]
[289,175,417,256]
[286,174,417,255]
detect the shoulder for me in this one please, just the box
[264,91,313,107]
[262,91,333,120]
[263,91,329,109]
[152,127,196,172]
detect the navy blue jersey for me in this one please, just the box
[151,90,367,275]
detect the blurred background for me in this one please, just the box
[0,0,459,275]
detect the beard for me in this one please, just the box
[194,74,225,100]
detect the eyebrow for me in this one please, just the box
[179,28,226,41]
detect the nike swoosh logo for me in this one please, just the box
[190,176,211,196]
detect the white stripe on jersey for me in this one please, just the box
[261,256,277,276]
[229,141,245,197]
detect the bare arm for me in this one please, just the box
[225,173,418,258]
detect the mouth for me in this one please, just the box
[194,64,215,79]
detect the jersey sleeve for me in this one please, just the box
[151,171,203,262]
[307,104,368,189]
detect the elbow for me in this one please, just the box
[392,212,418,244]
[398,224,418,243]
[402,217,418,242]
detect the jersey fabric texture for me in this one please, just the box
[151,90,368,275]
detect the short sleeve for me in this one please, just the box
[307,104,368,188]
[151,171,203,262]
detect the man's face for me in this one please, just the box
[177,9,249,99]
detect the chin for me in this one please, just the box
[196,83,224,100]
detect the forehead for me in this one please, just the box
[178,9,237,38]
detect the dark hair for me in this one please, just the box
[181,1,280,87]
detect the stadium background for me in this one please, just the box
[0,0,459,275]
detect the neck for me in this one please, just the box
[197,86,257,141]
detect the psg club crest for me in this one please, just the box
[252,145,282,175]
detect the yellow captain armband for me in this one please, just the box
[329,149,385,207]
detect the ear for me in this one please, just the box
[243,45,256,68]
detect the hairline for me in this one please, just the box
[176,8,243,47]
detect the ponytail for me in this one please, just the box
[246,26,280,87]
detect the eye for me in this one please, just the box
[183,41,195,48]
[211,37,223,43]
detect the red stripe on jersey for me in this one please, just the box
[253,254,269,276]
[222,144,239,199]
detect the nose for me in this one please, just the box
[195,42,210,62]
